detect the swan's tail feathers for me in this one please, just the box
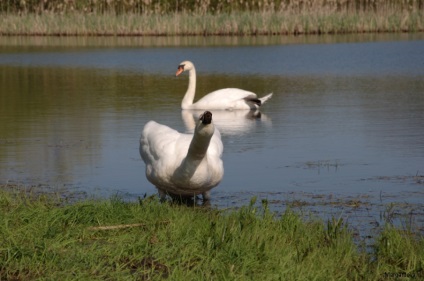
[259,93,273,105]
[250,98,262,106]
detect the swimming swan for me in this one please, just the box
[139,111,223,201]
[181,109,272,136]
[176,60,273,110]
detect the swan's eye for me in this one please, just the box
[178,64,185,70]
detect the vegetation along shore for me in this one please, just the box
[1,187,423,280]
[1,0,423,36]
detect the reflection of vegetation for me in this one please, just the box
[1,189,423,280]
[1,0,423,35]
[0,66,169,134]
[0,66,171,184]
[1,33,420,48]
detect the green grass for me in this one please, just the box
[1,189,423,280]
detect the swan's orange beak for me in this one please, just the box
[176,66,184,77]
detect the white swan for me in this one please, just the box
[181,109,272,136]
[176,60,273,110]
[139,111,223,201]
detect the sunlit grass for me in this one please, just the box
[0,9,424,36]
[1,189,423,280]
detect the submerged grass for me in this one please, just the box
[1,0,424,35]
[1,190,423,280]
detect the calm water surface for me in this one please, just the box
[1,34,423,236]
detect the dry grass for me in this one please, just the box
[0,0,423,35]
[1,0,423,15]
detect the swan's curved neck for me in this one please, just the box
[187,128,212,161]
[174,123,214,181]
[181,67,196,109]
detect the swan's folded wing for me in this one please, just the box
[195,88,257,108]
[140,121,182,163]
[207,128,224,157]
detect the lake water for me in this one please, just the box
[1,34,423,238]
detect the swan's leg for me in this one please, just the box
[202,191,211,201]
[157,189,167,202]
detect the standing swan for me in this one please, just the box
[140,111,223,201]
[176,60,273,110]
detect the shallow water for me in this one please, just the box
[1,34,423,238]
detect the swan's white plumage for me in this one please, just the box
[176,60,273,110]
[140,111,223,200]
[181,109,272,136]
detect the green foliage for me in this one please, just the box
[0,190,423,280]
[374,226,424,278]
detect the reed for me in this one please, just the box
[1,189,423,280]
[1,0,423,35]
[1,0,423,15]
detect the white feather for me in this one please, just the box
[176,60,273,110]
[140,111,223,200]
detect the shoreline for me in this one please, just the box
[1,186,423,279]
[2,181,424,238]
[2,181,423,241]
[2,33,423,52]
[1,30,423,37]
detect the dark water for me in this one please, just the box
[1,34,423,238]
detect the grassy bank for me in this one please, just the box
[1,0,423,35]
[1,189,423,280]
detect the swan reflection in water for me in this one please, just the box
[181,109,272,136]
